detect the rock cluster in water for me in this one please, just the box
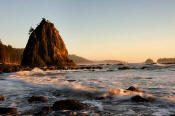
[0,93,88,115]
[0,86,158,115]
[21,18,76,68]
[28,96,48,102]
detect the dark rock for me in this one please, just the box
[118,66,130,70]
[141,66,148,69]
[0,64,25,74]
[67,80,76,82]
[21,18,76,68]
[24,66,32,71]
[96,66,103,69]
[52,99,87,111]
[75,65,103,70]
[0,70,2,74]
[0,94,5,101]
[13,66,21,72]
[127,86,140,92]
[0,107,18,114]
[36,106,52,115]
[145,77,152,79]
[28,96,48,102]
[96,96,106,100]
[131,95,149,102]
[3,67,13,73]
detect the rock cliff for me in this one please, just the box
[21,18,76,68]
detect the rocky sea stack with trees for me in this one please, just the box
[0,18,77,73]
[21,18,76,68]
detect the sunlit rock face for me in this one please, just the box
[21,18,76,68]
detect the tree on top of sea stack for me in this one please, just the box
[21,18,76,68]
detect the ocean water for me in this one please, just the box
[0,64,175,115]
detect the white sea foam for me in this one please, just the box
[1,65,175,115]
[152,109,171,116]
[108,88,143,96]
[83,100,103,111]
[8,68,94,91]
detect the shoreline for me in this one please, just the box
[0,64,104,74]
[1,63,175,74]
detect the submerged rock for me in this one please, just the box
[0,94,5,101]
[0,107,18,114]
[28,96,48,102]
[52,99,87,111]
[131,95,149,102]
[21,18,76,68]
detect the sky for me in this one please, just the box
[0,0,175,63]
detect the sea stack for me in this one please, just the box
[21,18,76,68]
[144,58,155,64]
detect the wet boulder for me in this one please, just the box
[52,99,87,111]
[0,94,5,101]
[96,96,106,100]
[36,106,52,115]
[127,86,140,92]
[0,107,18,114]
[12,66,21,72]
[96,66,103,69]
[131,95,149,102]
[67,79,76,82]
[3,67,13,73]
[28,96,48,102]
[118,66,130,70]
[140,66,148,69]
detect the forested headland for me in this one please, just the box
[0,40,23,65]
[157,58,175,64]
